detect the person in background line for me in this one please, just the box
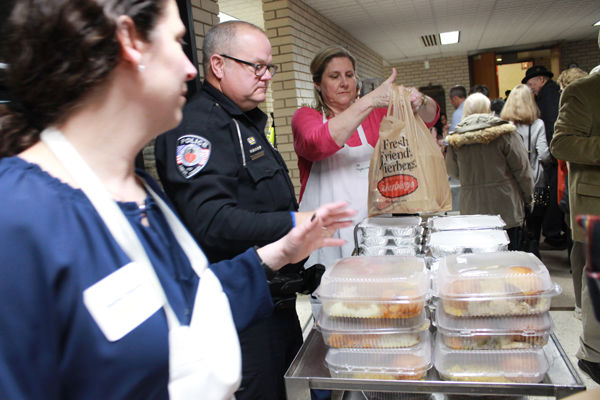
[551,37,600,383]
[445,93,534,250]
[154,21,350,400]
[556,66,589,315]
[292,45,439,268]
[430,112,448,153]
[469,84,490,98]
[449,85,466,132]
[522,65,568,250]
[556,67,588,213]
[0,1,354,399]
[501,84,552,258]
[490,98,505,117]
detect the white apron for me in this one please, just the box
[299,113,373,268]
[41,128,241,400]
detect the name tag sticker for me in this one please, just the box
[83,262,163,342]
[356,161,370,175]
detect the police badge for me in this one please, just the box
[176,135,211,179]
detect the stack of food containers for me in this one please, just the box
[315,256,432,385]
[433,251,561,383]
[354,216,423,256]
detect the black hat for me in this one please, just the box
[522,65,553,84]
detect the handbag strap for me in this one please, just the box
[40,127,208,329]
[528,125,531,153]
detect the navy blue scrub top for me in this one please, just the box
[0,157,272,399]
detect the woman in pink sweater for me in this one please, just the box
[292,45,439,267]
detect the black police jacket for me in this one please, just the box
[155,82,301,274]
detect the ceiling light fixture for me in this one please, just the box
[440,31,460,45]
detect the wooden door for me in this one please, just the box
[470,51,499,99]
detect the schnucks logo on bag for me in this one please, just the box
[377,174,418,198]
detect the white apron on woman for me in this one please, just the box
[299,113,373,268]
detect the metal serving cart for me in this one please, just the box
[285,328,586,399]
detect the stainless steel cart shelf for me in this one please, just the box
[285,329,586,399]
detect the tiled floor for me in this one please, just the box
[295,246,600,396]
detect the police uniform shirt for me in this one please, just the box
[155,81,298,265]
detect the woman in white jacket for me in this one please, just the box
[501,84,552,257]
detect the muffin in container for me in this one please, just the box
[317,310,430,349]
[434,334,549,383]
[435,251,560,317]
[325,331,432,380]
[434,307,552,350]
[317,256,429,319]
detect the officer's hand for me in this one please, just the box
[256,202,355,270]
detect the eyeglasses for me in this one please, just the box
[220,54,278,77]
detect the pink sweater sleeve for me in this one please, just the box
[292,107,342,162]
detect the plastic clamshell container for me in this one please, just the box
[434,335,549,383]
[360,235,421,247]
[358,246,420,257]
[436,251,561,317]
[325,332,432,380]
[317,256,429,319]
[317,310,430,349]
[434,307,552,350]
[427,215,506,232]
[426,229,509,258]
[357,216,423,237]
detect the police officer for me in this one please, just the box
[155,21,319,400]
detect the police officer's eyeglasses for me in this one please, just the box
[220,54,278,77]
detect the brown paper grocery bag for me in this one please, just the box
[368,85,452,216]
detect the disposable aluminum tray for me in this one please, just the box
[356,216,423,238]
[427,215,506,232]
[358,246,420,257]
[426,229,509,258]
[284,329,585,399]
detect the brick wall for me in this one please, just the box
[264,0,385,195]
[560,39,600,73]
[384,56,470,121]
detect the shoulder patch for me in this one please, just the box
[176,135,211,179]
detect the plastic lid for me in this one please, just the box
[426,229,509,257]
[436,251,556,300]
[317,256,429,301]
[433,334,549,383]
[434,307,552,337]
[326,332,432,378]
[427,215,506,232]
[317,310,430,335]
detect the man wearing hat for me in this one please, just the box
[523,65,568,250]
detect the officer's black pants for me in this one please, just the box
[235,304,303,400]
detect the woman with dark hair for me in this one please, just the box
[292,45,439,267]
[0,1,353,399]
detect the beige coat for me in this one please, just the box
[551,72,600,242]
[445,114,534,228]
